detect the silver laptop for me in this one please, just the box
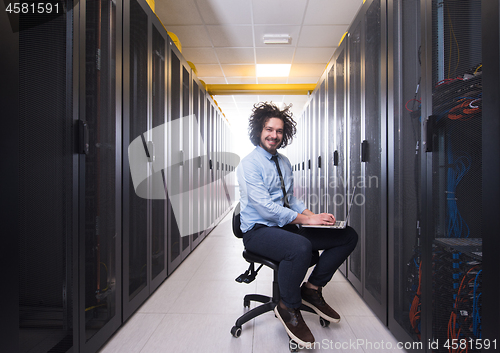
[301,187,356,229]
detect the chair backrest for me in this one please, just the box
[232,202,243,238]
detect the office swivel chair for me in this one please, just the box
[230,203,330,349]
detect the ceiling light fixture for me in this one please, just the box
[263,34,291,44]
[256,64,291,77]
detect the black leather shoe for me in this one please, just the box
[274,300,315,348]
[301,283,341,323]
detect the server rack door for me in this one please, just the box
[387,0,424,346]
[2,7,19,351]
[326,63,336,215]
[198,93,207,237]
[304,104,311,209]
[292,118,298,200]
[191,76,206,248]
[481,1,500,343]
[318,79,327,213]
[191,79,200,247]
[206,99,213,231]
[17,2,76,351]
[361,0,387,323]
[220,114,223,218]
[301,113,306,204]
[219,112,224,218]
[334,45,348,222]
[167,41,184,273]
[214,108,220,222]
[301,115,306,204]
[210,103,214,229]
[212,110,216,222]
[347,16,363,292]
[79,0,123,349]
[213,111,219,221]
[122,0,150,319]
[224,116,228,213]
[310,94,318,214]
[423,0,483,349]
[308,103,314,212]
[222,115,228,214]
[181,63,192,256]
[150,17,168,291]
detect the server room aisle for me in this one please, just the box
[99,206,406,353]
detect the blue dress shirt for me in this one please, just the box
[237,145,307,233]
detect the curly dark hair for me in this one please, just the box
[248,102,297,148]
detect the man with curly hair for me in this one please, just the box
[237,102,358,348]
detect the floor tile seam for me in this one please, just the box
[123,313,165,353]
[341,315,403,353]
[138,280,191,314]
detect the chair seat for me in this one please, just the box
[231,203,328,343]
[242,250,279,272]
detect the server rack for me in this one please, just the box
[361,0,388,323]
[331,39,348,226]
[1,5,19,352]
[318,78,328,214]
[310,91,319,214]
[79,0,123,350]
[123,0,165,320]
[326,55,348,276]
[205,96,214,234]
[191,75,203,249]
[16,2,78,351]
[387,0,424,347]
[149,13,169,293]
[181,52,193,257]
[346,10,363,294]
[481,0,500,344]
[421,0,483,349]
[166,35,191,274]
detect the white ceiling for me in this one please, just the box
[154,0,364,156]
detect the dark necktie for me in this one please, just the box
[271,155,290,208]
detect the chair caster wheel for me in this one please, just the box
[319,317,330,327]
[231,325,242,338]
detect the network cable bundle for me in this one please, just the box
[429,63,483,352]
[432,239,482,353]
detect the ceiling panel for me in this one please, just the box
[255,47,295,64]
[154,0,203,25]
[194,64,224,77]
[181,48,219,64]
[293,47,336,64]
[297,25,348,47]
[220,64,256,77]
[290,63,328,77]
[196,0,253,25]
[215,48,255,64]
[252,0,308,25]
[206,25,254,47]
[165,25,211,47]
[303,0,362,25]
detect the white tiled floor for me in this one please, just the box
[99,208,406,353]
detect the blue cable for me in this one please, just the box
[472,270,482,337]
[446,140,471,237]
